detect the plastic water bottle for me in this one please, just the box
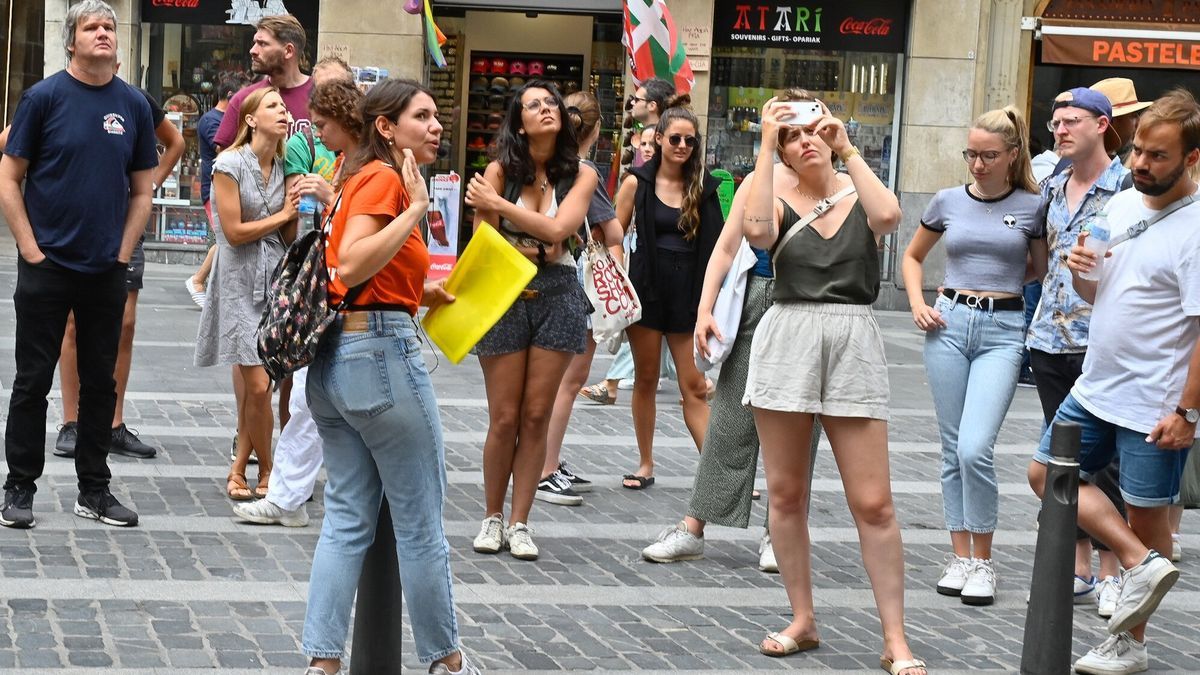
[298,193,319,215]
[1078,214,1110,281]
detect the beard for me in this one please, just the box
[1133,160,1187,196]
[252,52,283,76]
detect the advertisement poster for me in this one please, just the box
[427,172,461,281]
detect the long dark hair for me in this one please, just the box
[494,79,579,189]
[654,96,704,240]
[342,78,435,183]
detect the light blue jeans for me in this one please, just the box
[924,294,1025,533]
[302,311,459,663]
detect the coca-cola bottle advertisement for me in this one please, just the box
[427,172,461,281]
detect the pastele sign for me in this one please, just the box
[712,0,910,53]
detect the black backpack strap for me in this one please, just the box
[303,126,316,169]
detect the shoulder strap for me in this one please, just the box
[771,185,857,267]
[1107,194,1196,249]
[303,126,316,170]
[319,192,368,309]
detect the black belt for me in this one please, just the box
[942,289,1024,312]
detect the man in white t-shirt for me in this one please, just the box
[1028,88,1200,675]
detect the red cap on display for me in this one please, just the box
[527,60,544,76]
[470,58,487,74]
[509,60,527,76]
[490,57,508,75]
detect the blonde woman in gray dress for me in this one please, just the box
[196,87,297,501]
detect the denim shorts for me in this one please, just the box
[1032,393,1190,507]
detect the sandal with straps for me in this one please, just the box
[880,656,928,675]
[253,473,270,499]
[226,472,254,501]
[579,383,616,405]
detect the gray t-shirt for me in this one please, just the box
[921,185,1046,295]
[582,159,616,224]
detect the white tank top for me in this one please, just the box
[499,189,574,267]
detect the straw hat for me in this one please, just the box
[1089,78,1152,117]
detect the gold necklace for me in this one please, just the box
[537,175,549,194]
[794,184,839,202]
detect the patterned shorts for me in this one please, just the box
[473,264,590,357]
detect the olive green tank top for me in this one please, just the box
[769,198,880,305]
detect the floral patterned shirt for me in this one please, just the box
[1026,156,1129,354]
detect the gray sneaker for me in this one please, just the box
[641,521,704,563]
[428,651,481,674]
[1108,550,1178,635]
[53,422,77,458]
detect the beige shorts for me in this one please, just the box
[743,301,889,420]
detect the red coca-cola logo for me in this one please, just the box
[151,0,200,7]
[839,17,892,36]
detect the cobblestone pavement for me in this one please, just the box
[0,256,1197,674]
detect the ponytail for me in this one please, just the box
[973,105,1038,194]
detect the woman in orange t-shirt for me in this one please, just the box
[300,79,479,675]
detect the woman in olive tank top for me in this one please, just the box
[740,91,927,675]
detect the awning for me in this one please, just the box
[1041,21,1200,70]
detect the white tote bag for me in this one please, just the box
[582,223,642,346]
[694,239,757,372]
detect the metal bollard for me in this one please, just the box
[350,497,405,674]
[1020,422,1082,675]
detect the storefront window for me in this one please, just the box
[1,0,44,127]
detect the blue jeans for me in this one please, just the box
[1020,281,1041,372]
[302,312,459,663]
[924,294,1025,533]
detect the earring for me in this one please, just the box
[387,138,394,146]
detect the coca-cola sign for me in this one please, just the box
[713,0,909,53]
[840,17,894,37]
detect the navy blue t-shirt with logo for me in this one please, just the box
[4,70,159,273]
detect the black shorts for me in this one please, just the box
[473,264,589,357]
[125,238,145,292]
[635,247,697,334]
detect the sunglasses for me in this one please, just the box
[666,134,698,148]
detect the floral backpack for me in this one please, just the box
[256,194,364,384]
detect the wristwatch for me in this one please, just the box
[1177,406,1200,424]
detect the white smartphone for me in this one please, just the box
[778,101,822,126]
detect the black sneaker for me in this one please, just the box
[0,487,35,529]
[53,422,78,458]
[110,424,156,459]
[534,472,582,506]
[1017,369,1037,388]
[557,460,592,493]
[74,489,138,527]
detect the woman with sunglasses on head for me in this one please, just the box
[300,78,477,675]
[741,90,925,675]
[616,96,724,489]
[464,80,597,560]
[902,106,1047,606]
[196,87,296,502]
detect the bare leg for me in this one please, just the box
[237,365,274,480]
[193,245,216,288]
[479,351,529,517]
[111,291,137,426]
[60,313,80,423]
[277,374,292,429]
[971,532,994,561]
[625,325,663,485]
[950,531,971,559]
[544,333,596,476]
[665,332,709,452]
[509,348,573,525]
[752,407,820,652]
[1075,538,1095,577]
[822,415,918,668]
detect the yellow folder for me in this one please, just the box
[423,223,537,364]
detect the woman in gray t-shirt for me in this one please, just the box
[194,87,297,502]
[901,106,1048,606]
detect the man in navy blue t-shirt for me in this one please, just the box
[0,0,157,529]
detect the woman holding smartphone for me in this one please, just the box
[741,90,924,675]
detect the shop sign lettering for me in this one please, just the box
[1043,33,1200,71]
[713,0,908,53]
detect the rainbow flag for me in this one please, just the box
[424,0,447,68]
[622,0,694,94]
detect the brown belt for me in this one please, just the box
[339,311,371,333]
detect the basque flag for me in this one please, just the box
[622,0,695,94]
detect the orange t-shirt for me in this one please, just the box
[325,160,429,314]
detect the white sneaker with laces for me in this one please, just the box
[1074,574,1098,604]
[533,472,582,506]
[936,554,972,596]
[641,521,704,563]
[472,514,505,554]
[960,558,996,606]
[758,533,778,573]
[184,276,206,308]
[1108,550,1178,635]
[506,522,538,560]
[1097,575,1121,619]
[1072,632,1148,674]
[232,499,309,527]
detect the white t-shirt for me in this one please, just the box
[1072,187,1200,436]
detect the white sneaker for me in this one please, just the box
[473,514,505,554]
[936,554,972,596]
[1171,534,1182,562]
[1073,632,1148,674]
[506,522,538,561]
[184,276,206,308]
[1108,550,1178,635]
[961,558,996,606]
[758,533,778,573]
[1097,575,1121,619]
[641,521,704,563]
[617,378,634,390]
[232,499,309,527]
[1074,575,1098,604]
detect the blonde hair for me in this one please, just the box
[973,105,1038,194]
[565,91,601,141]
[227,87,286,158]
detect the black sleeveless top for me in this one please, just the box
[769,198,880,304]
